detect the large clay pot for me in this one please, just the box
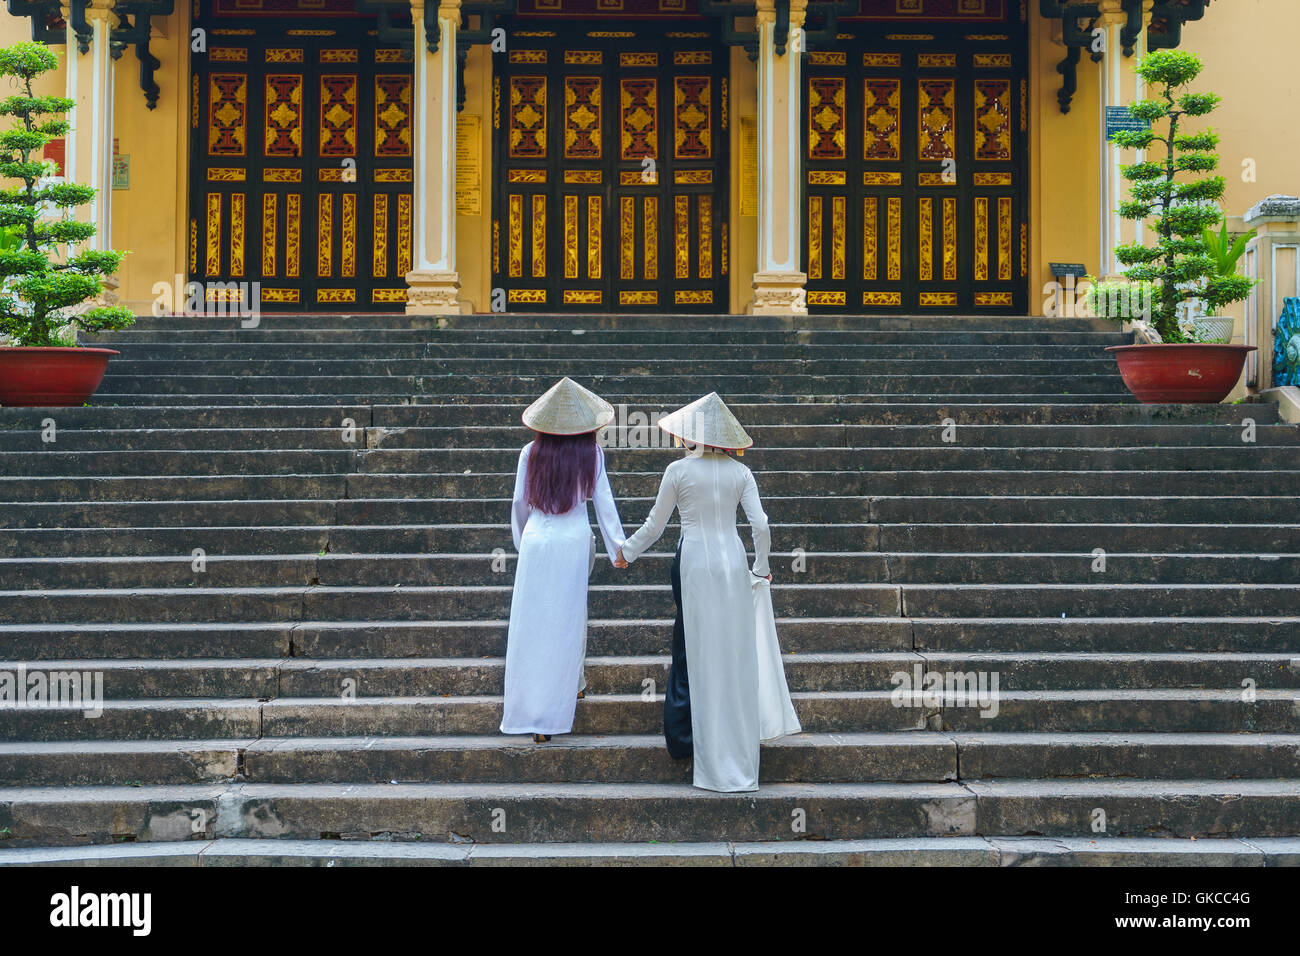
[0,347,120,407]
[1104,343,1255,404]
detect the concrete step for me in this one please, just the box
[2,652,1293,700]
[3,835,1297,866]
[3,689,1295,741]
[0,778,1296,846]
[6,551,1300,588]
[5,732,1300,787]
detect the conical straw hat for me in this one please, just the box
[521,377,615,435]
[657,392,752,450]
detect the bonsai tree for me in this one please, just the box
[1109,49,1254,343]
[0,42,132,348]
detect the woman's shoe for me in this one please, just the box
[532,733,551,743]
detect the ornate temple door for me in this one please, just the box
[802,32,1028,313]
[190,16,414,310]
[494,29,728,312]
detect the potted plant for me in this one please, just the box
[1189,220,1256,344]
[0,41,133,407]
[1101,48,1256,404]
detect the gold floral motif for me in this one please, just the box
[919,292,959,306]
[266,49,304,63]
[917,172,956,186]
[975,291,1014,306]
[316,288,356,303]
[918,53,956,67]
[205,193,221,275]
[565,50,603,65]
[210,47,247,62]
[974,78,1011,161]
[620,170,656,185]
[643,196,658,279]
[863,79,900,161]
[208,74,247,157]
[720,222,728,276]
[620,290,657,305]
[564,290,603,304]
[808,290,845,306]
[532,194,547,278]
[808,196,823,281]
[808,51,845,66]
[189,218,197,273]
[808,77,846,161]
[492,218,500,276]
[864,171,902,186]
[863,197,878,281]
[207,168,247,182]
[1021,222,1028,278]
[863,291,902,306]
[675,290,713,304]
[509,76,547,159]
[319,74,358,157]
[620,78,658,160]
[374,169,411,183]
[588,196,602,279]
[720,78,727,129]
[321,49,358,63]
[372,289,407,303]
[341,193,356,278]
[493,77,501,130]
[564,195,579,279]
[973,172,1012,186]
[809,170,846,185]
[674,195,689,279]
[918,78,955,160]
[286,194,300,277]
[509,50,547,64]
[675,169,712,184]
[698,195,712,280]
[620,53,657,67]
[674,75,711,159]
[973,53,1012,68]
[863,53,901,67]
[261,288,299,303]
[317,194,332,277]
[620,196,634,279]
[918,197,933,281]
[230,193,245,278]
[510,169,547,184]
[396,194,411,276]
[192,74,199,130]
[831,196,846,281]
[509,289,547,303]
[263,73,302,158]
[263,168,302,182]
[563,170,601,184]
[974,197,989,281]
[998,196,1013,280]
[374,74,411,157]
[942,197,957,281]
[887,197,901,281]
[373,194,388,279]
[509,194,524,278]
[564,76,602,160]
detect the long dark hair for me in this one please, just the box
[526,431,599,514]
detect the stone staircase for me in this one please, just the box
[1,313,1298,866]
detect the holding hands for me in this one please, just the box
[613,547,629,569]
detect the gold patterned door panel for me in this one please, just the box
[494,31,728,312]
[802,31,1027,313]
[190,21,414,311]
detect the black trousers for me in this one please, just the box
[664,540,693,759]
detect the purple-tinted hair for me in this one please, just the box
[526,431,599,514]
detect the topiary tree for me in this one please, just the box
[0,41,133,348]
[1110,49,1254,343]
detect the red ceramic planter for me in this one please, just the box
[1104,343,1255,404]
[0,347,120,407]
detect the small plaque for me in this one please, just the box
[1105,105,1150,143]
[112,153,130,190]
[1050,262,1088,279]
[455,114,481,216]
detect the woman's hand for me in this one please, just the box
[613,547,628,569]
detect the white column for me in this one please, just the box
[63,0,116,253]
[749,0,807,315]
[406,0,462,314]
